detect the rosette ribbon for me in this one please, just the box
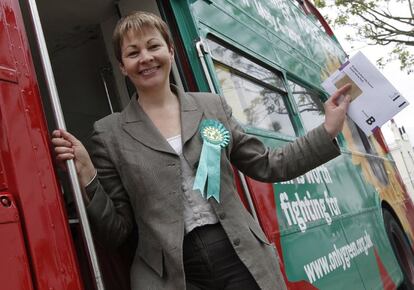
[193,119,230,202]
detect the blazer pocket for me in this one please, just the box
[137,236,164,277]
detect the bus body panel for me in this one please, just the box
[169,0,410,288]
[0,193,34,290]
[1,0,413,289]
[0,0,84,289]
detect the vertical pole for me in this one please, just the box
[25,0,105,289]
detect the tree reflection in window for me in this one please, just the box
[215,63,295,136]
[288,80,325,132]
[205,38,286,92]
[205,38,295,135]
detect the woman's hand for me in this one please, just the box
[323,84,352,139]
[51,129,96,188]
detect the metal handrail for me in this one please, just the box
[195,39,217,94]
[25,0,105,289]
[100,67,114,114]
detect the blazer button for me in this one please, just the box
[219,212,226,219]
[233,238,240,246]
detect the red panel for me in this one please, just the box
[0,0,84,289]
[0,193,34,290]
[232,167,251,212]
[374,249,397,290]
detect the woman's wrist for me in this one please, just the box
[323,122,338,140]
[79,165,97,188]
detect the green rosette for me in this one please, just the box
[193,119,230,202]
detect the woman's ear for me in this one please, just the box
[169,46,175,60]
[119,62,127,76]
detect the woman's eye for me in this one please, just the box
[149,44,160,50]
[128,51,138,57]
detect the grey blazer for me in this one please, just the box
[85,85,340,290]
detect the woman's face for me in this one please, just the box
[119,26,173,93]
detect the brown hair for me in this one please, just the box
[112,11,173,63]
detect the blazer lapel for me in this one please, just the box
[175,86,203,146]
[120,86,204,156]
[121,96,177,155]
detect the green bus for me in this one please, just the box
[2,0,414,289]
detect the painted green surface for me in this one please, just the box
[169,0,403,288]
[188,0,345,88]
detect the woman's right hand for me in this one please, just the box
[51,129,96,188]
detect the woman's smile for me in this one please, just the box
[139,65,160,76]
[119,27,173,92]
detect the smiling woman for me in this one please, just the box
[4,0,414,289]
[50,10,350,290]
[118,28,175,102]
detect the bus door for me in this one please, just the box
[0,5,34,285]
[19,0,189,289]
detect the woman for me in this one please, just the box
[52,11,351,290]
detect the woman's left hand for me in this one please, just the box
[323,84,352,139]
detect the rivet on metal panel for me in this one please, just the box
[0,196,12,207]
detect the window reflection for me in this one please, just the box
[288,80,325,132]
[215,63,295,136]
[205,38,286,91]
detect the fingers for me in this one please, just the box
[54,146,74,155]
[339,95,351,111]
[53,141,75,161]
[329,83,352,105]
[51,137,72,148]
[55,152,75,161]
[52,129,78,143]
[60,130,79,143]
[52,129,76,161]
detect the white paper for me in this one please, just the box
[321,52,409,135]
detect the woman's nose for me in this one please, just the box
[139,49,154,63]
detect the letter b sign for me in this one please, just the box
[366,116,376,125]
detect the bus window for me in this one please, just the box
[206,39,286,92]
[288,80,325,132]
[205,39,295,136]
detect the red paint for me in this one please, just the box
[374,249,397,290]
[233,167,251,212]
[300,0,334,37]
[0,193,34,290]
[0,0,84,289]
[373,127,390,154]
